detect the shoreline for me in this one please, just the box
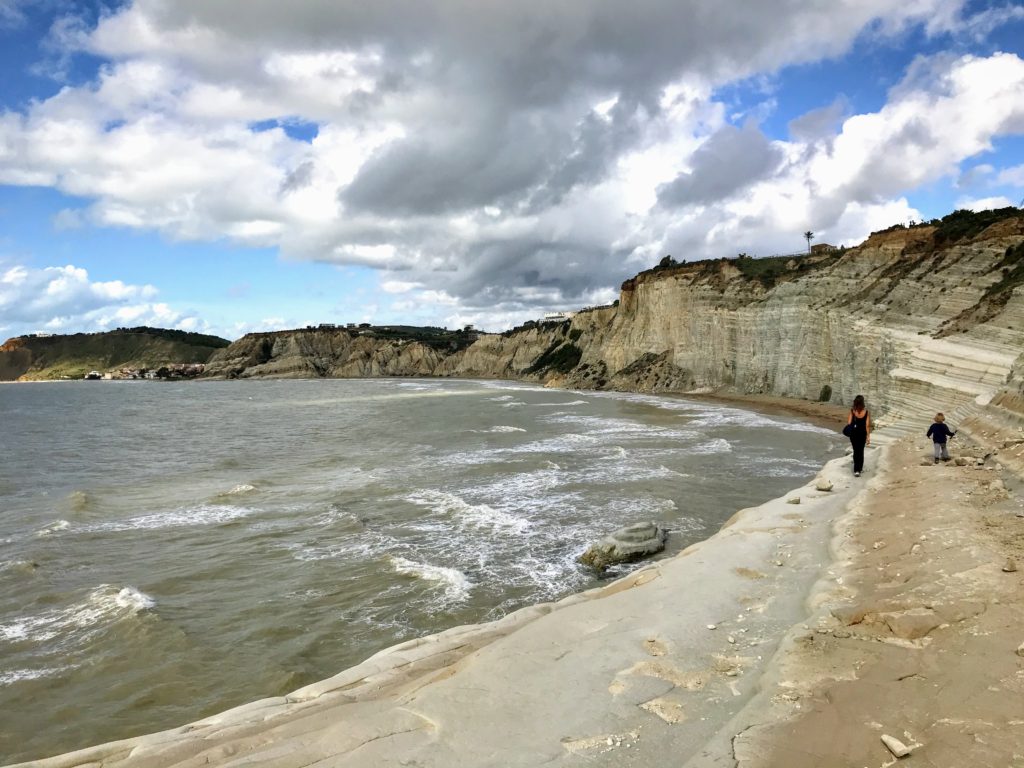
[10,392,861,768]
[10,390,1021,767]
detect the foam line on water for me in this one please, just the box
[406,490,532,533]
[0,584,155,645]
[83,504,255,532]
[0,666,71,686]
[587,390,837,433]
[35,519,70,537]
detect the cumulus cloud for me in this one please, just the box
[0,263,204,338]
[956,195,1016,212]
[996,163,1024,187]
[6,0,1024,330]
[657,122,784,207]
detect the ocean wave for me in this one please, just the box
[470,425,527,434]
[35,519,70,537]
[84,504,255,532]
[0,584,155,645]
[389,556,471,603]
[0,666,70,686]
[691,438,733,454]
[285,538,379,562]
[541,413,699,441]
[406,490,532,533]
[0,559,40,576]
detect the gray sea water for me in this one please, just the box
[0,379,841,763]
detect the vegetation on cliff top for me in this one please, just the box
[870,206,1022,244]
[0,327,231,381]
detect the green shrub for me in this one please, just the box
[819,384,832,402]
[525,342,583,375]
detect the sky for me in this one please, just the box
[1,0,1024,340]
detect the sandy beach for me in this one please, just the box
[10,397,1024,768]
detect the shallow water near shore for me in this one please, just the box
[0,379,840,763]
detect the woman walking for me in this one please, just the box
[845,394,871,476]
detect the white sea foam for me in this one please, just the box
[471,425,527,434]
[541,413,698,441]
[84,504,254,532]
[114,586,156,612]
[488,395,515,401]
[0,667,69,686]
[0,584,154,645]
[224,484,256,495]
[286,538,380,562]
[390,556,471,603]
[406,490,532,533]
[35,519,70,537]
[691,438,733,454]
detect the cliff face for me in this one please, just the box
[0,328,230,381]
[204,329,450,379]
[205,214,1024,462]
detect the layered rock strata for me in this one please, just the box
[205,216,1024,445]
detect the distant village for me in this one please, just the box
[84,363,206,380]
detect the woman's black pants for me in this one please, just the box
[851,438,866,473]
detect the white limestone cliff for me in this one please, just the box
[204,214,1024,445]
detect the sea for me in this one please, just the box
[0,378,841,763]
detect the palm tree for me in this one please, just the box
[804,230,815,254]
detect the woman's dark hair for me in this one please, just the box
[853,394,866,411]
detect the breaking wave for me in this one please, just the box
[389,557,472,603]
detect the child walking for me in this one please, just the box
[926,413,956,463]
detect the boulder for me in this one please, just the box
[816,479,833,492]
[579,521,667,571]
[881,608,941,640]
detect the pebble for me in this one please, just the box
[773,560,784,567]
[880,734,912,758]
[707,624,717,630]
[787,497,801,505]
[1017,642,1024,658]
[816,479,833,492]
[727,635,736,644]
[1003,558,1018,573]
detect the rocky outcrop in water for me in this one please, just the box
[579,521,669,571]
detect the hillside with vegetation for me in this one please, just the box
[0,327,231,381]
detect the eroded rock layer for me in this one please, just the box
[204,216,1024,447]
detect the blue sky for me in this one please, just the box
[1,0,1023,339]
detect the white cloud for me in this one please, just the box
[0,0,26,28]
[955,195,1016,212]
[996,163,1024,187]
[0,263,205,338]
[8,0,1024,331]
